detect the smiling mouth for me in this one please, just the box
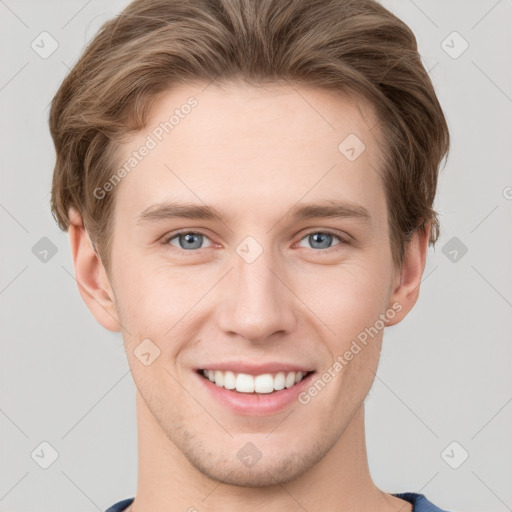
[197,369,315,394]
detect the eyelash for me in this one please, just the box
[163,229,349,253]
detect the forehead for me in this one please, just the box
[112,82,387,228]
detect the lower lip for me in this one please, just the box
[194,370,316,416]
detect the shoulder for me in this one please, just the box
[106,494,454,512]
[393,492,453,512]
[104,497,134,512]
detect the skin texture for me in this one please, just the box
[68,82,429,512]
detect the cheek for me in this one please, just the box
[111,234,393,345]
[111,257,188,339]
[309,267,388,406]
[113,266,192,393]
[325,262,391,395]
[297,260,391,341]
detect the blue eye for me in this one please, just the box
[164,229,347,252]
[167,232,213,250]
[297,230,344,250]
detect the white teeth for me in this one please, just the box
[254,374,274,393]
[202,369,310,393]
[274,371,286,391]
[214,370,224,387]
[235,373,254,393]
[285,371,296,388]
[223,370,236,390]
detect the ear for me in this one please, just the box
[385,223,430,326]
[68,208,121,332]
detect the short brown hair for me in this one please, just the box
[49,0,450,272]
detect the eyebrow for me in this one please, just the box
[136,199,371,225]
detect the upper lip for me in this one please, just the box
[196,361,315,375]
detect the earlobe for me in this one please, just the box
[68,208,121,332]
[385,224,430,327]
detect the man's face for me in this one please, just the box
[107,82,400,486]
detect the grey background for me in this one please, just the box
[1,0,511,511]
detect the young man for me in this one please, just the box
[49,0,452,510]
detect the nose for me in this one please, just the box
[216,243,298,343]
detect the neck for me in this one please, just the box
[130,391,410,512]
